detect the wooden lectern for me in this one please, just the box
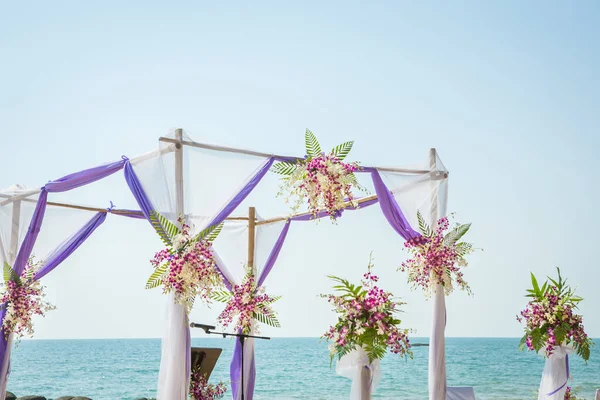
[190,347,223,380]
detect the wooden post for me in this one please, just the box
[247,207,256,272]
[428,147,446,400]
[429,148,438,225]
[175,129,184,217]
[9,200,21,263]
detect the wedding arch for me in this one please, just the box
[0,129,452,400]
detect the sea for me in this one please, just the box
[6,338,599,400]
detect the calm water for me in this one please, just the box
[6,338,599,399]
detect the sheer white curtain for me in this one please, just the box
[132,130,271,400]
[336,348,381,400]
[538,345,572,400]
[380,151,449,400]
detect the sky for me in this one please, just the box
[0,1,599,340]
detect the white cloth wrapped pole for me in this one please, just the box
[537,345,572,400]
[336,348,381,400]
[595,388,599,400]
[157,294,190,400]
[429,284,447,400]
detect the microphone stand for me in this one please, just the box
[191,323,270,400]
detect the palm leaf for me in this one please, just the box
[253,311,281,328]
[416,211,432,237]
[3,262,20,285]
[443,223,471,245]
[150,211,179,247]
[305,129,322,157]
[145,263,168,289]
[271,161,298,176]
[194,222,224,243]
[331,141,354,160]
[210,290,233,303]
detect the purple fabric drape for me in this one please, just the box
[35,212,107,281]
[206,158,275,230]
[122,160,193,394]
[123,160,154,220]
[369,170,420,241]
[0,159,127,396]
[44,159,127,193]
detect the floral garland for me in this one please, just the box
[146,212,224,313]
[1,257,55,340]
[212,264,280,335]
[517,268,592,361]
[189,367,227,400]
[321,255,412,363]
[272,129,362,221]
[399,211,474,296]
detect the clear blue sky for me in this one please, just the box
[0,1,598,339]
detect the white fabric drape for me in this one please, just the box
[429,284,447,400]
[157,293,190,400]
[538,345,572,400]
[336,348,381,400]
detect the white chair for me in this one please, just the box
[447,386,476,400]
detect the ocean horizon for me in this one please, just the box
[7,337,599,399]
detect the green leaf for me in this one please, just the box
[443,223,471,245]
[253,311,281,328]
[271,161,298,176]
[331,141,354,160]
[3,262,20,284]
[416,211,432,237]
[145,263,168,289]
[530,272,541,296]
[210,290,233,303]
[305,129,322,157]
[194,222,224,243]
[150,211,179,247]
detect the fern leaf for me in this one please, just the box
[271,161,298,176]
[331,141,354,160]
[210,290,233,303]
[193,222,224,243]
[3,262,19,284]
[145,263,168,289]
[150,211,178,247]
[443,223,471,245]
[305,129,322,157]
[416,211,432,237]
[253,311,281,328]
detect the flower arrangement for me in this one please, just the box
[399,211,474,296]
[146,211,224,313]
[272,129,363,221]
[1,257,55,340]
[563,386,582,400]
[321,255,412,363]
[533,386,584,400]
[189,367,227,400]
[517,268,592,361]
[212,264,280,335]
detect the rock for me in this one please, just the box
[71,398,93,400]
[16,396,46,400]
[6,392,16,400]
[55,397,74,400]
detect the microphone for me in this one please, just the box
[190,322,216,332]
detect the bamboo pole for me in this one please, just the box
[255,193,378,226]
[158,136,430,175]
[9,200,21,263]
[175,129,184,216]
[247,207,256,271]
